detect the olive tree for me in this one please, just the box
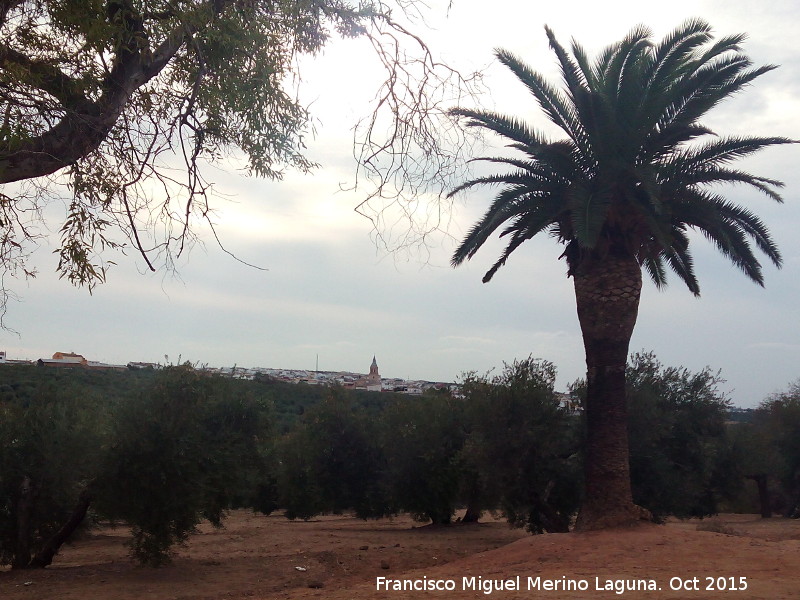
[625,352,735,520]
[0,365,274,568]
[95,365,273,566]
[460,358,581,533]
[381,392,467,525]
[277,387,389,521]
[0,374,113,568]
[747,382,800,517]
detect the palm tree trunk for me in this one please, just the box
[572,253,647,530]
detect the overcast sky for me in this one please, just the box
[2,0,799,407]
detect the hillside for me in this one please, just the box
[0,364,391,432]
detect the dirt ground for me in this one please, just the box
[1,511,799,600]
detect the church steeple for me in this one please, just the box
[368,356,380,382]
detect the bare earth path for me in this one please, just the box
[1,512,799,599]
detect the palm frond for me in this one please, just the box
[570,38,598,90]
[711,196,782,266]
[494,48,594,167]
[705,226,763,285]
[649,53,746,130]
[615,38,653,111]
[642,255,669,290]
[473,157,570,184]
[671,166,785,202]
[449,108,550,149]
[674,189,777,284]
[451,184,549,266]
[545,25,590,97]
[601,25,651,97]
[482,205,564,282]
[693,32,748,65]
[646,18,712,84]
[637,20,714,131]
[674,136,794,169]
[447,172,545,199]
[660,228,700,295]
[660,60,777,131]
[565,180,612,248]
[544,25,598,155]
[641,123,713,162]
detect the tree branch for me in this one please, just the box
[0,45,91,109]
[0,0,24,28]
[0,0,224,184]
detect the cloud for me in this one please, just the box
[745,342,800,351]
[438,335,498,346]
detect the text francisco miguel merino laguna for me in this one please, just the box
[376,576,659,595]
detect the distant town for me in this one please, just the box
[0,350,458,396]
[0,350,758,416]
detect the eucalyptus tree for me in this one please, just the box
[449,20,793,529]
[0,0,477,319]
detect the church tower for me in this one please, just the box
[354,356,382,391]
[368,355,380,384]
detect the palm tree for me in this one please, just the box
[449,20,794,530]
